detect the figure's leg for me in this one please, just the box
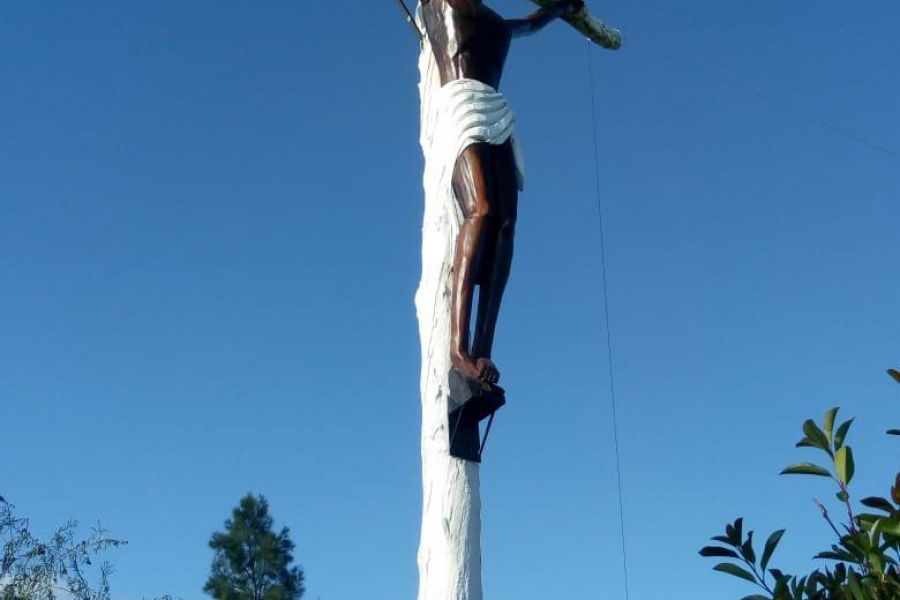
[472,140,518,383]
[450,143,497,385]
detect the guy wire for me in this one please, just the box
[586,38,631,600]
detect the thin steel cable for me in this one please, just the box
[396,0,424,41]
[585,38,631,600]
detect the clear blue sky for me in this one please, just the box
[2,1,898,599]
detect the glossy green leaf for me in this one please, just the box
[847,571,865,600]
[834,418,854,449]
[741,531,755,564]
[868,551,884,574]
[835,445,855,485]
[823,407,839,442]
[802,419,831,454]
[881,518,900,537]
[700,546,740,559]
[772,574,788,598]
[714,562,757,584]
[780,463,831,478]
[711,535,732,545]
[803,575,817,596]
[726,518,744,546]
[855,513,883,530]
[842,532,870,556]
[868,518,882,547]
[860,497,895,514]
[761,529,785,571]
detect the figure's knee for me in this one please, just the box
[465,196,492,222]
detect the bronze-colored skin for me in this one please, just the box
[420,0,583,386]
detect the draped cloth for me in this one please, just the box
[418,61,525,237]
[425,78,526,213]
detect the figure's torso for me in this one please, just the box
[422,0,511,88]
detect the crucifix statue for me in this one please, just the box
[422,0,585,390]
[409,1,620,598]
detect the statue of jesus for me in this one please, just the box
[417,0,584,388]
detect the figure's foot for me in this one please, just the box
[451,352,501,387]
[476,358,500,386]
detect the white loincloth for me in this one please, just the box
[420,78,526,232]
[429,78,526,203]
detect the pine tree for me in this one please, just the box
[204,494,305,600]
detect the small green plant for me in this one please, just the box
[700,370,900,600]
[1,498,179,600]
[0,498,124,600]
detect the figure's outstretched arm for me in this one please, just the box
[525,0,622,48]
[506,0,584,38]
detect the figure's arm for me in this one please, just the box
[525,0,622,49]
[506,0,584,38]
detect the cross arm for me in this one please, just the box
[506,0,583,38]
[525,0,622,49]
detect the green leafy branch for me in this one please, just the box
[1,498,125,600]
[700,517,787,598]
[700,369,900,599]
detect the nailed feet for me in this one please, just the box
[451,352,500,387]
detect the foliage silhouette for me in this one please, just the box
[204,493,305,600]
[701,370,900,599]
[0,498,124,600]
